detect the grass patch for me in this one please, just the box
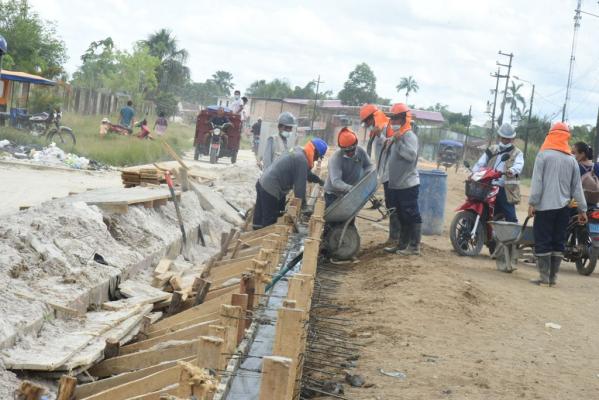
[0,113,196,167]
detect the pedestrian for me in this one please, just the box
[529,122,587,286]
[230,90,243,114]
[324,127,374,208]
[259,112,295,170]
[472,123,524,222]
[382,103,422,256]
[251,117,262,154]
[154,112,168,136]
[573,141,599,205]
[119,100,135,129]
[253,138,327,230]
[361,104,397,243]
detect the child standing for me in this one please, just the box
[154,112,168,136]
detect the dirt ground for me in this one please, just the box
[327,163,599,400]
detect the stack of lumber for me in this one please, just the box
[37,216,297,400]
[121,168,164,187]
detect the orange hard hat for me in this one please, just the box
[390,103,410,115]
[359,104,378,122]
[551,121,570,133]
[338,127,358,148]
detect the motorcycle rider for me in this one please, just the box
[529,122,587,286]
[260,111,295,170]
[472,123,524,222]
[210,106,230,127]
[382,103,422,256]
[253,138,328,229]
[324,127,374,208]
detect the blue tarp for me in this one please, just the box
[206,105,233,113]
[439,139,464,147]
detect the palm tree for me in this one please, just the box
[504,81,526,124]
[396,76,419,102]
[210,71,235,96]
[141,29,190,92]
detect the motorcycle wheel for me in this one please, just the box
[450,210,484,256]
[47,127,76,146]
[570,227,597,276]
[209,146,218,164]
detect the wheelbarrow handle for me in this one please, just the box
[514,216,532,243]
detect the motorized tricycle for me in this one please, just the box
[436,139,463,172]
[194,106,241,164]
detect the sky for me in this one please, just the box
[29,0,599,126]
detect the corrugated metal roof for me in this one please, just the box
[0,69,56,86]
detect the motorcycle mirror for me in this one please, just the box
[463,160,470,169]
[501,153,510,162]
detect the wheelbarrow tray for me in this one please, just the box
[488,221,534,245]
[324,169,378,223]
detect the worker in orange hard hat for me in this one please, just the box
[360,104,393,162]
[380,103,422,256]
[323,127,374,208]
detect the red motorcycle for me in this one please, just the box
[450,156,509,256]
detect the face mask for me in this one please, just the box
[235,95,240,100]
[280,130,290,138]
[499,142,511,150]
[391,124,401,131]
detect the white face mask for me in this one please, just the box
[391,124,401,131]
[234,95,240,100]
[499,142,511,149]
[280,130,290,138]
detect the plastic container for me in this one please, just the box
[418,169,447,235]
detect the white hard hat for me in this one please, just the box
[498,123,516,139]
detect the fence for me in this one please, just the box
[56,85,155,117]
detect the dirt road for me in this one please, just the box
[326,164,599,399]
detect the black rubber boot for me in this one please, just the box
[384,222,409,253]
[530,255,551,286]
[388,212,401,243]
[550,252,562,286]
[397,223,422,256]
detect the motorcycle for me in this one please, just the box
[207,122,232,164]
[99,118,131,137]
[436,139,463,172]
[27,109,76,146]
[450,155,510,256]
[564,206,599,275]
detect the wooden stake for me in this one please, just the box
[16,381,45,400]
[240,273,255,329]
[167,290,187,315]
[192,278,211,306]
[220,304,242,353]
[197,336,225,370]
[231,294,248,344]
[259,356,293,400]
[301,237,320,276]
[177,361,216,399]
[104,338,120,359]
[272,307,306,398]
[56,375,77,400]
[178,167,189,192]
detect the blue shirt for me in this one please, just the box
[119,106,135,127]
[578,162,599,177]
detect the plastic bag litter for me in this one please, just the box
[0,139,9,148]
[64,153,90,169]
[31,142,66,165]
[379,368,407,379]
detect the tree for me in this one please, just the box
[210,71,235,96]
[105,44,160,105]
[71,37,116,89]
[504,81,526,124]
[515,115,551,147]
[181,80,225,105]
[0,0,67,78]
[155,91,178,117]
[396,76,419,102]
[141,29,190,93]
[245,79,293,99]
[338,63,378,106]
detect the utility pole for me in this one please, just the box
[497,51,514,127]
[489,68,504,144]
[594,107,599,161]
[562,0,582,122]
[310,75,323,136]
[463,105,472,162]
[523,84,535,165]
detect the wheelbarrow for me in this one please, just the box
[488,216,534,272]
[323,169,386,260]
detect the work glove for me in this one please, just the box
[301,204,314,218]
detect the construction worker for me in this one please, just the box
[360,104,392,162]
[529,122,587,286]
[324,127,374,207]
[472,123,524,222]
[383,103,422,256]
[253,138,328,230]
[259,111,296,170]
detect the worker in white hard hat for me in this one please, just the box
[472,123,524,222]
[259,111,296,170]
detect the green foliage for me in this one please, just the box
[246,78,292,98]
[515,115,551,147]
[0,0,67,78]
[28,86,61,113]
[396,76,419,101]
[155,91,178,117]
[141,29,190,94]
[71,37,116,89]
[210,70,235,96]
[338,63,378,106]
[504,81,526,123]
[181,80,224,105]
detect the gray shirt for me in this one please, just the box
[529,149,587,212]
[262,134,288,170]
[259,147,308,201]
[324,146,374,196]
[386,130,420,190]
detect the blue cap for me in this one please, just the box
[311,138,328,158]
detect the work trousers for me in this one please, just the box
[387,185,423,225]
[253,181,285,230]
[533,206,570,255]
[495,186,518,223]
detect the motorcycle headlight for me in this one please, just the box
[213,129,221,136]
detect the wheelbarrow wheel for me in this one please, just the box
[325,224,360,261]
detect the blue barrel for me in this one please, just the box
[417,169,447,235]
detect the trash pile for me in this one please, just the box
[0,140,107,170]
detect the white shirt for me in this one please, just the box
[230,98,243,114]
[472,145,524,187]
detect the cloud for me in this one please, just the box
[28,0,599,125]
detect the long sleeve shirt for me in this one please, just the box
[472,146,524,187]
[529,149,587,212]
[261,134,289,170]
[324,147,374,196]
[387,130,420,190]
[259,147,310,202]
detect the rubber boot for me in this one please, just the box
[549,252,562,286]
[397,223,422,256]
[530,254,551,286]
[388,212,401,243]
[385,222,409,253]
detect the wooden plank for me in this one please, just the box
[259,356,292,400]
[231,294,248,345]
[75,357,194,399]
[162,140,189,170]
[88,340,199,378]
[146,312,219,339]
[154,259,173,276]
[126,386,178,400]
[119,281,170,302]
[209,258,253,281]
[205,282,239,301]
[57,375,77,400]
[81,364,181,400]
[177,361,216,399]
[102,292,171,311]
[119,320,216,355]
